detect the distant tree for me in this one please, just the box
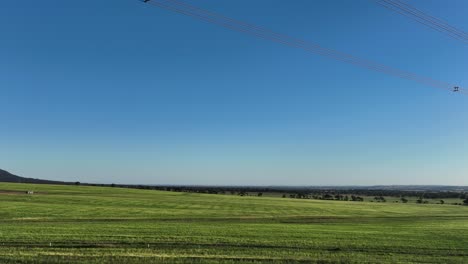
[440,200,445,204]
[344,196,349,201]
[400,197,408,203]
[350,195,363,202]
[282,194,286,198]
[463,198,468,206]
[111,183,116,188]
[74,181,80,186]
[374,196,386,202]
[257,192,263,197]
[296,193,307,199]
[416,198,423,204]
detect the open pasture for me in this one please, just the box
[0,183,467,263]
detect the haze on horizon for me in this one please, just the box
[2,0,467,186]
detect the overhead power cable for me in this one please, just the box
[373,0,468,44]
[140,0,465,95]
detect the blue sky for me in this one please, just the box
[1,0,467,185]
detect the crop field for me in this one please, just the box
[0,183,467,263]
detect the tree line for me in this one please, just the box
[78,182,468,205]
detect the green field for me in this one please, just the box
[0,183,467,263]
[240,192,463,204]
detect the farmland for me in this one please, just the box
[0,183,467,263]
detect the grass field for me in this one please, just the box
[241,192,463,204]
[0,183,467,263]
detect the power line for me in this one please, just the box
[378,0,468,42]
[373,0,468,44]
[140,0,466,95]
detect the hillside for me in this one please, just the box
[0,169,64,184]
[0,182,467,263]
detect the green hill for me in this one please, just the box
[0,182,467,263]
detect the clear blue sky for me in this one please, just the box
[2,0,467,185]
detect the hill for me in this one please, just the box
[0,169,65,184]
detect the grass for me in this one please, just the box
[0,183,467,263]
[241,192,462,204]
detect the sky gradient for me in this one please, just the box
[2,0,468,185]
